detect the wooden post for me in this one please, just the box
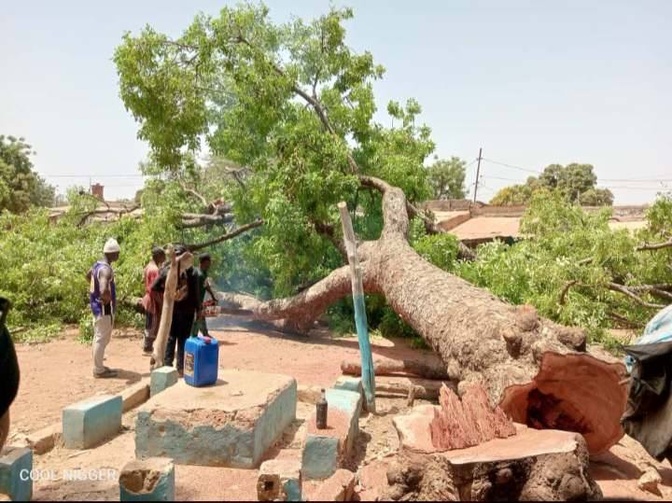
[337,202,376,413]
[150,247,194,370]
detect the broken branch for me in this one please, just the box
[637,239,672,251]
[186,219,263,251]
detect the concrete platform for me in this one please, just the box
[135,369,297,468]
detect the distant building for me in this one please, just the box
[91,183,104,200]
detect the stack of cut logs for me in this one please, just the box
[340,355,454,407]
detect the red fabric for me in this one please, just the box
[142,261,162,313]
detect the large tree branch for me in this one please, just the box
[359,175,475,260]
[637,239,672,251]
[217,262,379,331]
[187,219,263,251]
[180,213,235,229]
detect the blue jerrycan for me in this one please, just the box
[184,334,219,387]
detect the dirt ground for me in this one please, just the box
[6,315,672,501]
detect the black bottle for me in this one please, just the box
[316,388,328,429]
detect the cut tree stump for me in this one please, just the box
[341,356,449,380]
[387,396,602,501]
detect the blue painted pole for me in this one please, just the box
[353,290,376,412]
[338,202,376,413]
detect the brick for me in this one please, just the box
[62,394,122,449]
[257,459,302,501]
[119,457,175,501]
[311,469,356,501]
[150,367,178,397]
[121,379,150,412]
[302,435,340,480]
[0,447,32,501]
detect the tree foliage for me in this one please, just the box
[114,3,435,298]
[490,163,613,206]
[2,4,669,353]
[0,135,55,213]
[426,156,467,200]
[457,192,672,346]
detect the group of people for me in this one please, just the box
[88,239,216,379]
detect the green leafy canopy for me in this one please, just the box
[114,2,436,295]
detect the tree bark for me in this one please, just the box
[215,178,628,454]
[341,356,450,380]
[374,376,449,401]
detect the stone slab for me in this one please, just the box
[257,459,302,501]
[135,369,297,468]
[0,447,32,502]
[62,394,123,449]
[150,367,178,397]
[119,457,175,501]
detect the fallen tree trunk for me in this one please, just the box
[216,177,628,454]
[341,356,449,380]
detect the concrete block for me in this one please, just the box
[0,447,32,501]
[257,459,302,501]
[302,435,340,480]
[301,388,362,480]
[136,369,297,468]
[150,367,178,397]
[122,379,151,412]
[333,376,363,398]
[311,469,356,501]
[119,457,175,501]
[325,388,362,454]
[62,394,122,449]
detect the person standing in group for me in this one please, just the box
[0,297,20,452]
[191,253,217,338]
[142,246,166,355]
[151,245,200,377]
[87,238,120,379]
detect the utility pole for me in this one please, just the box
[473,147,483,203]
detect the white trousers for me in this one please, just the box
[92,315,113,374]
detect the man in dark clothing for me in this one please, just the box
[191,253,216,338]
[151,245,201,377]
[0,297,20,451]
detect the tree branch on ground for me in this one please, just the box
[637,239,672,251]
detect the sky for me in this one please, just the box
[1,0,671,204]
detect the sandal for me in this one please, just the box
[94,368,118,379]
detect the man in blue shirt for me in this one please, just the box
[87,238,120,378]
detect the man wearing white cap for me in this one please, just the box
[86,238,121,378]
